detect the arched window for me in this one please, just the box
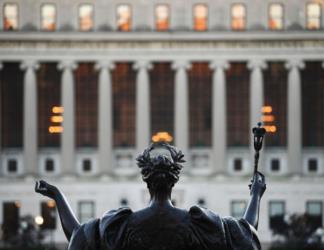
[155,4,169,31]
[231,3,246,30]
[117,4,132,31]
[41,4,56,31]
[269,3,284,30]
[306,3,321,30]
[79,4,94,31]
[193,4,208,31]
[3,3,18,30]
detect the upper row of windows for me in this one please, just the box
[3,2,322,32]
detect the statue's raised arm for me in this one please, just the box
[35,180,80,241]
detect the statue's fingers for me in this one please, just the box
[35,181,39,191]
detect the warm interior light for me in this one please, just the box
[14,201,21,208]
[264,125,277,133]
[262,106,273,113]
[261,115,275,122]
[52,106,64,114]
[51,116,63,123]
[49,126,63,133]
[35,216,44,225]
[152,132,173,143]
[47,200,56,208]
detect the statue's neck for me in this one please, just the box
[149,190,173,209]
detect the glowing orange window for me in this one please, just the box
[3,3,18,30]
[194,4,208,31]
[269,4,284,30]
[79,4,94,31]
[155,5,169,31]
[231,4,246,31]
[306,3,321,30]
[41,4,56,31]
[117,4,131,31]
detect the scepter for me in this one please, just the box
[252,122,266,175]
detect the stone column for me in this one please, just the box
[285,59,304,176]
[58,61,77,176]
[20,60,39,177]
[134,60,152,152]
[95,61,115,175]
[172,60,191,155]
[209,60,229,175]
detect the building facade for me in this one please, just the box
[0,0,324,247]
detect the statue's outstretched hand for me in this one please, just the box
[249,171,266,198]
[35,180,58,199]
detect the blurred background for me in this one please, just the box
[0,0,324,249]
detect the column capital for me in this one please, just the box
[57,61,77,71]
[95,61,115,71]
[247,59,267,70]
[172,60,191,71]
[133,60,152,71]
[285,59,305,70]
[20,60,40,71]
[209,60,229,71]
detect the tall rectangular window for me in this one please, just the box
[79,4,94,31]
[193,4,208,31]
[41,200,56,230]
[269,201,285,231]
[117,4,131,31]
[41,4,56,31]
[3,3,18,30]
[231,200,247,218]
[78,201,95,223]
[269,4,284,30]
[306,201,323,230]
[1,63,24,148]
[188,62,212,147]
[231,3,246,30]
[306,3,321,30]
[155,4,169,31]
[2,202,20,242]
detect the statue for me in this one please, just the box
[35,126,266,250]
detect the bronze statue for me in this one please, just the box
[35,127,266,250]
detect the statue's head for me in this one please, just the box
[136,143,185,194]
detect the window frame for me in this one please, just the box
[40,3,57,31]
[78,3,94,31]
[231,3,247,31]
[268,3,284,31]
[306,2,322,30]
[116,3,132,31]
[154,3,170,31]
[192,3,209,31]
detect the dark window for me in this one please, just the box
[75,63,98,148]
[120,198,128,206]
[226,63,250,147]
[302,62,324,147]
[271,159,280,172]
[112,63,136,147]
[306,201,323,230]
[41,201,56,230]
[2,202,20,241]
[233,158,242,171]
[82,159,92,172]
[269,201,285,232]
[45,159,55,172]
[150,63,175,141]
[198,198,206,206]
[78,201,95,223]
[7,159,17,173]
[1,63,24,148]
[263,62,288,147]
[231,200,247,218]
[37,63,61,147]
[188,63,212,147]
[308,159,318,172]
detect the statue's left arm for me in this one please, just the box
[243,172,266,230]
[35,180,80,241]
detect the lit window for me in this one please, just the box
[3,3,18,30]
[193,4,208,31]
[269,4,284,30]
[41,4,56,31]
[155,4,169,31]
[231,3,246,30]
[79,4,94,31]
[231,201,247,218]
[41,201,56,230]
[78,201,95,223]
[117,4,131,31]
[306,3,321,30]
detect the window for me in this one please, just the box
[231,201,247,218]
[7,159,18,173]
[82,159,92,172]
[269,201,285,231]
[308,158,318,172]
[233,158,243,171]
[41,200,56,230]
[78,201,95,223]
[45,158,55,172]
[3,3,18,30]
[2,202,20,241]
[155,4,169,31]
[79,4,94,31]
[120,198,128,207]
[198,198,206,206]
[193,4,208,31]
[306,3,321,30]
[231,4,246,30]
[117,4,131,31]
[271,159,280,172]
[41,4,56,31]
[188,63,212,147]
[269,4,284,30]
[306,201,323,229]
